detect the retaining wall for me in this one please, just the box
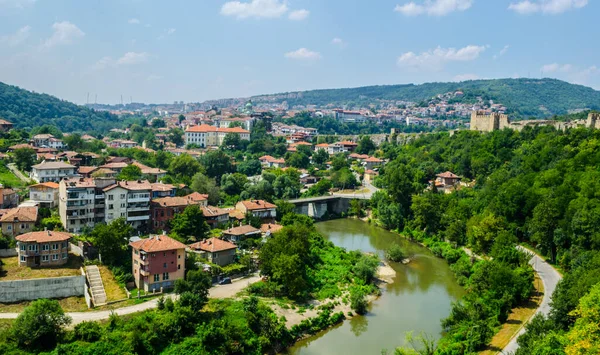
[0,275,86,303]
[0,248,18,257]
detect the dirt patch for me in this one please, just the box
[376,261,396,284]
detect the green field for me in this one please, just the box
[0,166,24,188]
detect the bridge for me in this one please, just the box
[288,194,368,219]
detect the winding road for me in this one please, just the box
[0,275,261,325]
[500,246,562,354]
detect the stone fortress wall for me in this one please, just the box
[470,111,600,132]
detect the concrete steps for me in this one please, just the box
[85,265,107,306]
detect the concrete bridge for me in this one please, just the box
[288,195,366,219]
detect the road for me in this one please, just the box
[0,275,261,325]
[501,246,562,354]
[7,163,29,183]
[331,179,379,200]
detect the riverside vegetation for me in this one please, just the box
[371,126,600,354]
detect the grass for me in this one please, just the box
[0,254,82,281]
[0,165,25,188]
[98,265,127,302]
[0,296,89,313]
[479,272,545,355]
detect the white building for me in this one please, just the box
[333,109,368,123]
[29,182,60,208]
[59,178,108,233]
[30,161,78,183]
[104,180,152,231]
[185,124,250,148]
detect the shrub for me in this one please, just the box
[385,244,405,262]
[73,321,103,342]
[350,287,368,315]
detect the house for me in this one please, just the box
[222,225,261,244]
[16,231,72,267]
[30,161,77,183]
[188,237,237,266]
[78,166,99,178]
[0,207,39,237]
[29,182,59,208]
[259,155,286,168]
[104,180,152,232]
[364,170,379,184]
[235,200,277,219]
[363,156,383,170]
[99,162,128,174]
[434,171,462,193]
[0,187,18,208]
[151,194,208,232]
[201,205,230,228]
[0,119,13,132]
[133,161,167,180]
[260,223,283,237]
[151,183,177,198]
[338,141,358,152]
[130,235,186,292]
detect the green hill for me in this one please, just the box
[0,81,121,133]
[251,78,600,118]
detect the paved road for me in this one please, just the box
[501,246,562,354]
[7,163,29,183]
[331,179,379,200]
[0,275,261,325]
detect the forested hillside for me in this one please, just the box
[373,126,600,353]
[252,78,600,118]
[0,82,121,133]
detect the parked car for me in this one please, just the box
[219,277,232,285]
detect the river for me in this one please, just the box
[287,219,465,355]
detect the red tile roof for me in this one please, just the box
[186,124,249,134]
[188,237,237,253]
[238,200,276,211]
[104,180,152,192]
[260,223,283,234]
[223,225,260,236]
[16,230,72,243]
[129,235,187,252]
[436,171,460,179]
[0,207,38,223]
[30,182,59,189]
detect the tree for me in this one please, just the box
[565,283,600,355]
[352,255,379,284]
[12,147,36,171]
[117,164,142,181]
[312,148,329,167]
[191,173,220,205]
[220,173,248,196]
[275,200,295,221]
[529,198,561,262]
[174,269,212,298]
[467,213,507,254]
[201,150,235,179]
[11,299,71,351]
[238,159,262,176]
[304,178,332,197]
[386,244,405,262]
[350,286,368,315]
[151,119,166,128]
[331,167,358,189]
[356,136,376,155]
[178,114,185,124]
[169,205,210,242]
[331,154,349,171]
[169,128,184,147]
[88,218,133,267]
[63,133,84,150]
[169,154,203,185]
[286,152,310,169]
[222,132,243,150]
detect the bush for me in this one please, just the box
[73,321,103,342]
[12,299,71,351]
[350,287,368,315]
[385,244,405,262]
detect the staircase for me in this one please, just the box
[85,265,107,306]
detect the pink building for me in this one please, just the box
[130,235,186,292]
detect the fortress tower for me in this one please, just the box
[586,112,600,129]
[470,111,510,132]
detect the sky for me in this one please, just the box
[0,0,598,104]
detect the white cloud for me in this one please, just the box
[508,0,588,15]
[540,62,599,86]
[0,26,31,46]
[289,9,309,20]
[92,56,114,71]
[394,0,473,16]
[221,0,288,19]
[397,45,486,71]
[284,48,322,61]
[43,21,85,48]
[117,52,149,65]
[493,45,510,60]
[453,73,480,81]
[0,0,36,9]
[128,18,141,24]
[332,37,346,48]
[157,28,176,40]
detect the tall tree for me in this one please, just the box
[169,205,210,243]
[11,299,71,351]
[88,218,133,267]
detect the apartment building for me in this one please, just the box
[104,180,152,232]
[59,178,114,233]
[151,193,208,232]
[185,124,250,148]
[29,182,59,208]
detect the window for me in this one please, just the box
[63,242,68,248]
[120,194,125,199]
[28,244,37,251]
[20,224,26,229]
[42,255,49,262]
[120,203,125,208]
[178,254,181,259]
[42,244,49,251]
[62,253,67,259]
[7,225,11,230]
[52,243,59,250]
[153,274,159,282]
[108,195,114,201]
[20,256,25,262]
[177,264,181,270]
[163,273,169,280]
[163,252,166,257]
[52,254,59,261]
[163,263,167,268]
[109,204,114,210]
[20,244,25,251]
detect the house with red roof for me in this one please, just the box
[188,237,237,266]
[235,200,277,219]
[16,230,72,267]
[130,235,186,292]
[185,124,250,147]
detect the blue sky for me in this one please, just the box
[0,0,597,104]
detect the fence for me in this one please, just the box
[0,248,18,257]
[0,275,86,303]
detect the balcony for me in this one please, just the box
[66,213,93,219]
[139,267,150,276]
[128,197,150,203]
[128,205,150,212]
[95,194,105,199]
[127,215,150,222]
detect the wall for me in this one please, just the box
[0,248,18,257]
[0,275,85,303]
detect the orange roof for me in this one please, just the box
[78,166,98,174]
[62,177,97,188]
[30,182,59,189]
[238,200,277,211]
[260,223,283,234]
[100,162,128,169]
[130,235,187,252]
[104,180,152,192]
[186,192,209,203]
[189,237,237,253]
[152,195,205,208]
[365,169,379,175]
[437,171,460,179]
[364,156,383,163]
[315,143,329,148]
[0,207,38,223]
[223,225,260,236]
[229,209,245,220]
[16,230,71,243]
[151,183,176,192]
[201,205,229,217]
[339,140,358,146]
[186,124,249,134]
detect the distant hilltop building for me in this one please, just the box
[469,111,600,132]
